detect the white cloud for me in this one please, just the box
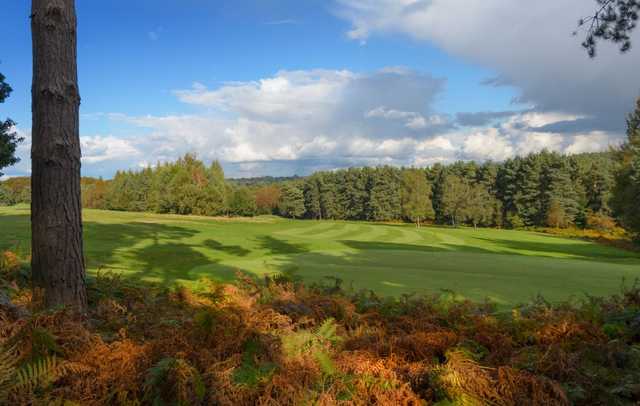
[81,136,140,164]
[91,69,625,177]
[463,128,514,161]
[565,132,620,154]
[3,65,625,179]
[335,0,640,133]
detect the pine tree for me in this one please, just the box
[612,98,640,237]
[319,173,339,220]
[366,167,402,221]
[338,168,368,220]
[303,175,322,219]
[279,183,305,219]
[31,0,87,310]
[514,154,544,226]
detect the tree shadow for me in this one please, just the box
[340,240,492,255]
[256,235,309,255]
[0,212,246,287]
[84,221,249,286]
[263,238,640,308]
[202,239,251,257]
[473,236,640,263]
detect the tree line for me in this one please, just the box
[0,146,630,233]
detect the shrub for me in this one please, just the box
[586,211,617,232]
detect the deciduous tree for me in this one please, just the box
[401,169,434,227]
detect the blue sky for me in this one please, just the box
[2,0,639,178]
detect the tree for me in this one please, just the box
[578,0,640,57]
[31,0,87,310]
[0,71,23,176]
[303,175,322,219]
[204,160,227,215]
[583,160,615,214]
[255,185,281,215]
[337,168,368,220]
[366,166,402,221]
[0,184,12,206]
[279,183,305,219]
[319,173,339,220]
[401,169,434,227]
[228,186,257,217]
[546,200,570,229]
[611,98,640,236]
[463,184,497,229]
[440,174,470,227]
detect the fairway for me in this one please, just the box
[2,205,640,306]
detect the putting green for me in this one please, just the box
[1,205,639,306]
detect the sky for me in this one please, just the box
[2,0,640,179]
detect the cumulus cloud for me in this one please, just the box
[335,0,640,133]
[3,66,626,179]
[565,132,620,154]
[81,136,141,164]
[463,129,514,161]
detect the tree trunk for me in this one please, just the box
[31,0,87,311]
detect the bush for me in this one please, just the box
[586,211,617,232]
[507,213,526,229]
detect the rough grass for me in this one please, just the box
[1,205,640,307]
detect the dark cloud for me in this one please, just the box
[455,110,521,127]
[530,117,626,134]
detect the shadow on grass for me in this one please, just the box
[256,235,309,255]
[473,236,640,262]
[203,239,251,257]
[2,211,639,301]
[340,240,492,255]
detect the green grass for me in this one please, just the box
[2,204,640,307]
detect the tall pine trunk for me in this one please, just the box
[31,0,87,311]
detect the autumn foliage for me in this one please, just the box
[1,251,639,405]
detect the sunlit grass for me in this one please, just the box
[1,204,639,306]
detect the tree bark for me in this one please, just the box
[31,0,87,311]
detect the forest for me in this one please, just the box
[1,143,634,235]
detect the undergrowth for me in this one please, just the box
[1,250,639,405]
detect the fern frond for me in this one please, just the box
[13,356,69,396]
[0,346,18,401]
[315,318,342,345]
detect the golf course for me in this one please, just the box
[2,204,639,306]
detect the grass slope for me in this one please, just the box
[1,205,639,306]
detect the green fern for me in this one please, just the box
[232,340,276,388]
[316,318,342,346]
[281,318,342,378]
[0,346,72,402]
[15,356,65,394]
[0,346,18,401]
[144,357,205,406]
